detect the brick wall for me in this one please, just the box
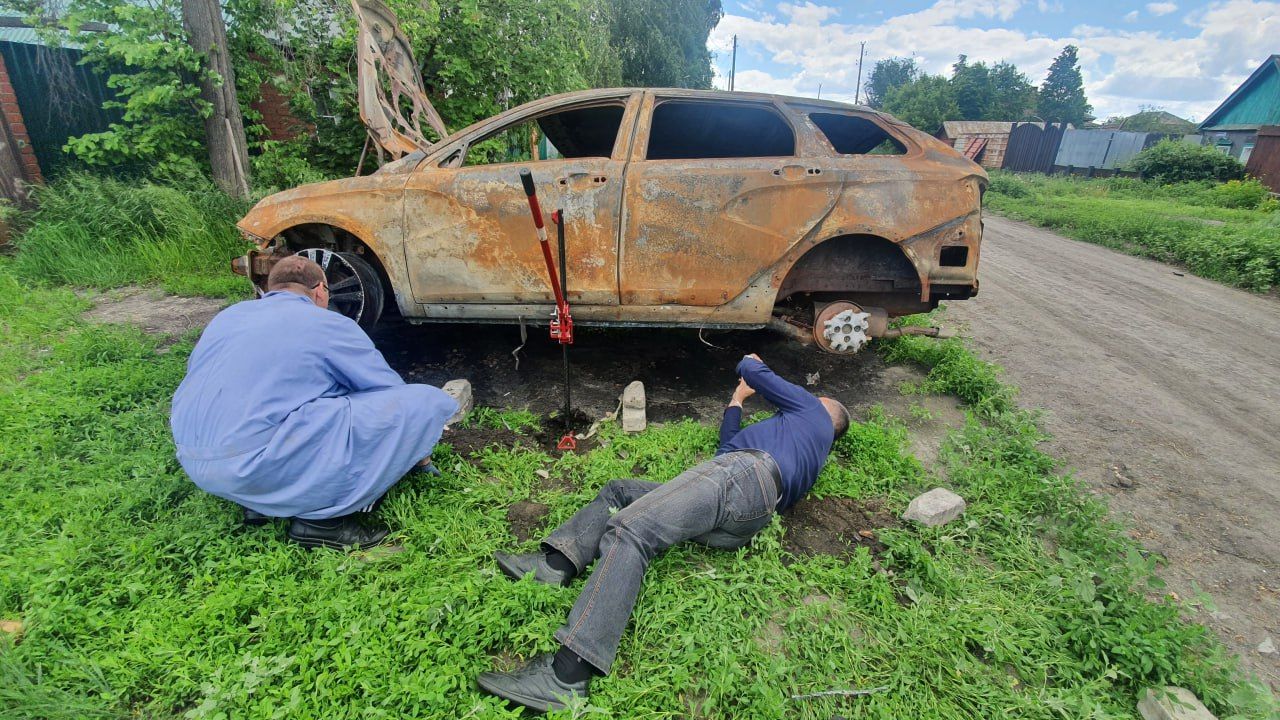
[0,50,43,185]
[252,79,312,143]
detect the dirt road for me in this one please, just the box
[944,216,1280,688]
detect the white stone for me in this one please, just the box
[1258,636,1277,655]
[621,381,646,433]
[1138,687,1217,720]
[901,488,966,527]
[442,379,473,426]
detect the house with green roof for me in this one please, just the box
[1198,54,1280,165]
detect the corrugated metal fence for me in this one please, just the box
[1053,130,1165,170]
[1244,125,1280,193]
[0,41,120,175]
[1002,122,1067,172]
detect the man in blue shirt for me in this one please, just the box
[170,256,457,549]
[478,354,850,711]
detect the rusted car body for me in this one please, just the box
[233,0,986,353]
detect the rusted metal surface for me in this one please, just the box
[351,0,447,159]
[234,3,986,337]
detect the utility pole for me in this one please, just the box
[729,34,737,91]
[817,83,822,100]
[854,41,865,105]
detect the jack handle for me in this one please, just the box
[519,169,574,345]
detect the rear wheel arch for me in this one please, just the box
[774,234,930,316]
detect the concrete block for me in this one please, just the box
[1138,687,1217,720]
[902,488,966,527]
[442,379,473,426]
[621,381,646,433]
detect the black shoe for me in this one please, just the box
[494,551,574,587]
[477,653,590,712]
[287,516,389,550]
[241,506,270,526]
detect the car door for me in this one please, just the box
[402,95,639,305]
[619,93,842,306]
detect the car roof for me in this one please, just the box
[442,87,892,145]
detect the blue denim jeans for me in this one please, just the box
[543,450,780,674]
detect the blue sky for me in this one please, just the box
[708,0,1278,121]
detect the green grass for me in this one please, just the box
[7,173,253,298]
[984,172,1280,292]
[1,261,1275,719]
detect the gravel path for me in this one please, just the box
[944,215,1280,688]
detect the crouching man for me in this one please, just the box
[170,255,457,549]
[478,354,850,712]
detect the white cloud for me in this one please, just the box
[710,0,1279,120]
[1037,0,1064,11]
[1146,2,1179,14]
[1123,10,1140,21]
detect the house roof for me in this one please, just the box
[1200,54,1280,130]
[941,121,1015,136]
[1101,110,1197,133]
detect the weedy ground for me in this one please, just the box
[984,172,1279,292]
[1,176,1277,718]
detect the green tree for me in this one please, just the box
[1036,44,1092,125]
[882,74,958,133]
[987,61,1036,120]
[950,55,993,120]
[609,0,721,88]
[863,56,919,109]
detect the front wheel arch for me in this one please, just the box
[276,223,395,328]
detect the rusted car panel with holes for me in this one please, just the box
[232,0,985,352]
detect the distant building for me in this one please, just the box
[937,122,1020,169]
[1099,110,1197,134]
[1198,54,1280,164]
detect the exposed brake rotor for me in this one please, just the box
[814,301,871,354]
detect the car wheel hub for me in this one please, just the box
[818,307,871,354]
[295,248,367,323]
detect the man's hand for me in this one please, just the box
[729,378,755,408]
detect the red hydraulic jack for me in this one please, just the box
[519,168,577,451]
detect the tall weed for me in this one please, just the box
[10,173,251,295]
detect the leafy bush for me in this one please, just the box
[1128,139,1245,183]
[250,140,335,192]
[1206,179,1274,210]
[986,173,1032,198]
[11,173,251,295]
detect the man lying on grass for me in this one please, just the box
[170,255,456,549]
[478,354,850,712]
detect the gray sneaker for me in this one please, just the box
[493,551,574,587]
[477,653,590,712]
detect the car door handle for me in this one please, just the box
[558,173,607,186]
[772,164,820,180]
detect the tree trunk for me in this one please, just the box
[181,0,251,198]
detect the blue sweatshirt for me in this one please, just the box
[716,357,835,510]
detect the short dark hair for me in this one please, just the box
[825,398,851,440]
[267,255,325,291]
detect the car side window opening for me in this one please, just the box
[460,104,625,167]
[809,113,906,155]
[646,100,795,160]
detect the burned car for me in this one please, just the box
[233,0,986,354]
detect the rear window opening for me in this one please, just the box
[810,113,906,155]
[462,104,624,166]
[939,246,969,267]
[647,101,794,160]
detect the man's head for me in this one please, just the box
[819,397,850,440]
[267,255,329,309]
